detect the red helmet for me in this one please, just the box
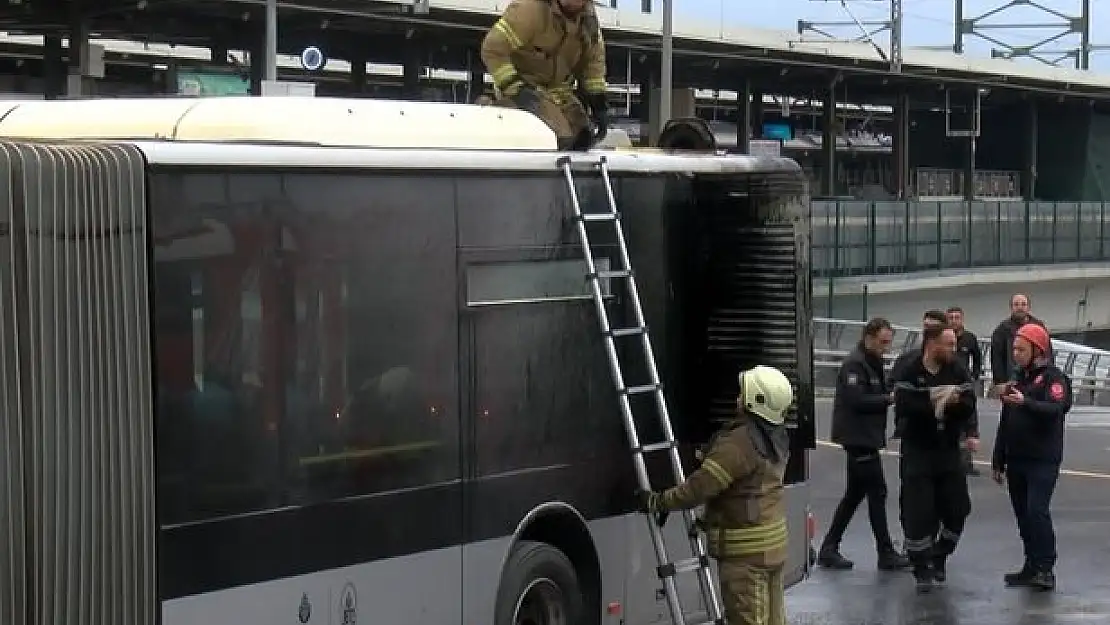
[1015,323,1051,354]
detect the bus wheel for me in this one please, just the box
[495,540,584,625]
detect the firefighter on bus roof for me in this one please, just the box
[641,365,794,625]
[479,0,611,150]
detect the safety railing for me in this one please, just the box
[811,200,1110,278]
[813,317,1110,406]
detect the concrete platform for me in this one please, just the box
[787,399,1110,624]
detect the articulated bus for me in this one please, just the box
[0,96,815,625]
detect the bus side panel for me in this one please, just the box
[456,172,637,625]
[151,168,463,623]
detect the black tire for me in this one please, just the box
[494,540,585,625]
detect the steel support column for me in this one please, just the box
[738,79,753,154]
[1024,100,1039,200]
[403,36,423,100]
[893,92,911,199]
[822,88,837,197]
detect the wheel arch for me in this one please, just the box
[500,501,603,625]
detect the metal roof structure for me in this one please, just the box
[400,0,1110,96]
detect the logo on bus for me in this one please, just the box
[340,582,358,625]
[298,593,312,623]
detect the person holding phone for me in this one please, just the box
[992,323,1071,591]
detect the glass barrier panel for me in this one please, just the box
[1078,202,1104,261]
[939,201,969,268]
[1053,202,1080,263]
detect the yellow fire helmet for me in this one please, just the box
[738,365,795,426]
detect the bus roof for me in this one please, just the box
[0,96,560,151]
[0,96,804,176]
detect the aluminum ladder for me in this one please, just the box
[557,154,725,625]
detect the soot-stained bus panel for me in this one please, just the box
[457,171,640,538]
[149,168,463,599]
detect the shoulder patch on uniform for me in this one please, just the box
[846,373,859,385]
[1050,382,1066,401]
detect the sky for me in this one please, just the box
[630,0,1110,73]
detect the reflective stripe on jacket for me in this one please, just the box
[480,0,607,96]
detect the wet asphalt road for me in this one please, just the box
[786,399,1110,624]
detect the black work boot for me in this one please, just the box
[817,547,854,570]
[1004,562,1035,587]
[877,548,911,571]
[932,555,948,585]
[1029,569,1056,591]
[913,564,934,593]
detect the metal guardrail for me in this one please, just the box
[811,200,1110,278]
[813,317,1110,406]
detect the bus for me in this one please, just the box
[0,96,816,625]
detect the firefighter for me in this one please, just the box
[817,317,910,571]
[890,324,977,592]
[640,365,795,625]
[479,0,611,150]
[889,309,948,440]
[992,323,1070,591]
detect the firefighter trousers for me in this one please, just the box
[717,559,786,625]
[899,467,971,565]
[496,88,591,148]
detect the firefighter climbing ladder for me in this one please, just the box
[557,154,725,625]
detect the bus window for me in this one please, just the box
[150,170,461,524]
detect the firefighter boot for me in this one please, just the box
[1029,569,1056,591]
[817,546,854,570]
[932,554,948,585]
[1004,561,1035,587]
[878,548,911,571]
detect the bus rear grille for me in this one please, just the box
[700,194,813,434]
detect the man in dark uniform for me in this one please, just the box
[989,293,1047,396]
[891,324,978,592]
[947,306,983,476]
[993,323,1071,591]
[817,317,910,571]
[889,310,948,440]
[641,365,796,625]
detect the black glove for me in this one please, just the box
[636,489,669,527]
[510,85,543,116]
[584,93,609,142]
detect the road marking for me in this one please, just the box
[814,440,1110,480]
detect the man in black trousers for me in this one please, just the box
[817,317,911,571]
[947,306,983,476]
[891,324,978,592]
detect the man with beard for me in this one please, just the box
[889,309,949,440]
[641,365,795,625]
[480,0,610,150]
[990,293,1047,395]
[891,325,978,592]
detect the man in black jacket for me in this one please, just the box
[891,324,978,592]
[992,322,1071,591]
[817,318,910,571]
[890,310,949,440]
[990,293,1047,394]
[947,306,983,476]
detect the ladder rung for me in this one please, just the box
[606,325,646,338]
[656,555,711,579]
[632,440,675,454]
[687,618,726,625]
[579,212,618,222]
[619,383,662,396]
[588,269,632,280]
